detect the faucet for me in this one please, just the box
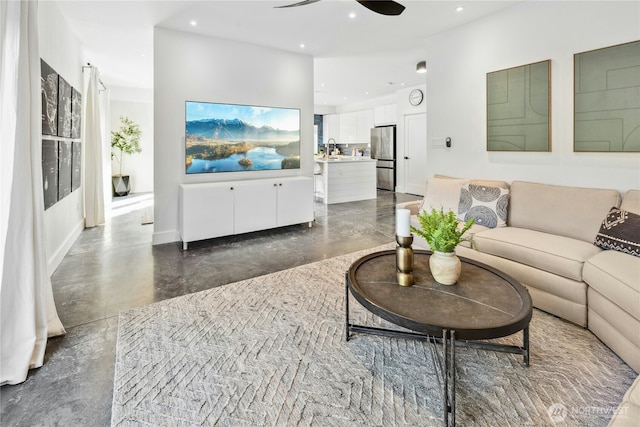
[327,138,336,156]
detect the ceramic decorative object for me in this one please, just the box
[430,251,461,285]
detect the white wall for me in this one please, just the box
[424,1,640,193]
[110,99,154,193]
[153,28,314,245]
[39,1,85,273]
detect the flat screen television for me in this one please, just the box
[185,101,300,174]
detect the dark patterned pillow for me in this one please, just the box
[594,207,640,257]
[457,183,509,228]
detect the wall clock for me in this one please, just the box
[409,88,424,106]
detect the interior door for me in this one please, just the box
[403,113,427,195]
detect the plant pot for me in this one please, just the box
[112,175,131,197]
[429,251,461,285]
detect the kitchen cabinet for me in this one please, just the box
[324,109,374,144]
[323,114,340,145]
[374,104,397,126]
[357,110,374,142]
[179,177,313,249]
[339,112,358,142]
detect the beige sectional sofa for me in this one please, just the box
[399,176,640,426]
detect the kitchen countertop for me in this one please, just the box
[314,156,376,163]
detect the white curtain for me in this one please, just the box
[84,67,106,227]
[0,0,65,386]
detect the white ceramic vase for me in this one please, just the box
[429,251,461,285]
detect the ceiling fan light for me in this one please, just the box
[416,61,427,73]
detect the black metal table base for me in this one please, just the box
[345,274,530,426]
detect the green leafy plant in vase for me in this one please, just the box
[111,116,142,197]
[411,208,475,285]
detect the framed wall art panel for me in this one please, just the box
[71,141,82,192]
[57,75,72,138]
[42,139,58,210]
[58,140,72,200]
[487,60,551,152]
[574,40,640,152]
[41,59,58,136]
[71,88,82,139]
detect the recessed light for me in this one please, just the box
[349,12,356,19]
[456,6,464,12]
[190,20,197,26]
[300,43,305,48]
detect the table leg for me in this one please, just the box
[523,326,530,366]
[345,271,350,342]
[443,330,449,426]
[442,329,456,427]
[450,330,456,426]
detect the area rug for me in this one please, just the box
[111,244,637,426]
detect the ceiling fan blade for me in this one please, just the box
[275,0,321,8]
[356,0,405,16]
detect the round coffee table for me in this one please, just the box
[345,249,532,426]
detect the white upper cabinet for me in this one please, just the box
[374,104,397,126]
[323,109,375,144]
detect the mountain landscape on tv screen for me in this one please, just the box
[185,118,300,173]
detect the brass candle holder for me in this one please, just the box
[396,234,414,286]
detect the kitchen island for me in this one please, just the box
[314,156,377,204]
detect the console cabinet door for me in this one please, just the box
[277,177,313,226]
[234,181,277,234]
[179,183,234,242]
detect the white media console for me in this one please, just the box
[179,176,314,250]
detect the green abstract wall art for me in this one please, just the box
[487,60,551,152]
[574,40,640,152]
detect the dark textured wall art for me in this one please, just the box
[57,76,72,138]
[58,140,72,199]
[42,139,58,210]
[574,41,640,152]
[41,59,58,136]
[71,88,82,139]
[487,60,551,151]
[72,141,82,192]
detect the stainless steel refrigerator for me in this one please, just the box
[370,126,396,191]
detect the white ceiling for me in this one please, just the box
[55,0,518,107]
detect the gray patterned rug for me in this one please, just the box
[111,244,637,426]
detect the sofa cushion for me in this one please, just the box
[621,189,640,215]
[594,207,640,257]
[458,183,509,228]
[583,250,640,321]
[473,227,602,281]
[607,375,640,427]
[420,176,470,213]
[509,181,621,242]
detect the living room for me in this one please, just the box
[2,1,639,425]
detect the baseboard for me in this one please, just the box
[152,229,180,246]
[48,218,84,276]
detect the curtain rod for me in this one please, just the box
[82,63,107,92]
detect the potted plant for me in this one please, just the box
[411,208,475,285]
[111,116,142,197]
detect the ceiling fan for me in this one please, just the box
[276,0,405,16]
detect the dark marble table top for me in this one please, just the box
[347,250,533,340]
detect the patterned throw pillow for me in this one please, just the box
[457,183,509,228]
[594,207,640,257]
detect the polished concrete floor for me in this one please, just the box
[0,190,420,426]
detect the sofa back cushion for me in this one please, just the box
[621,189,640,215]
[509,181,621,242]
